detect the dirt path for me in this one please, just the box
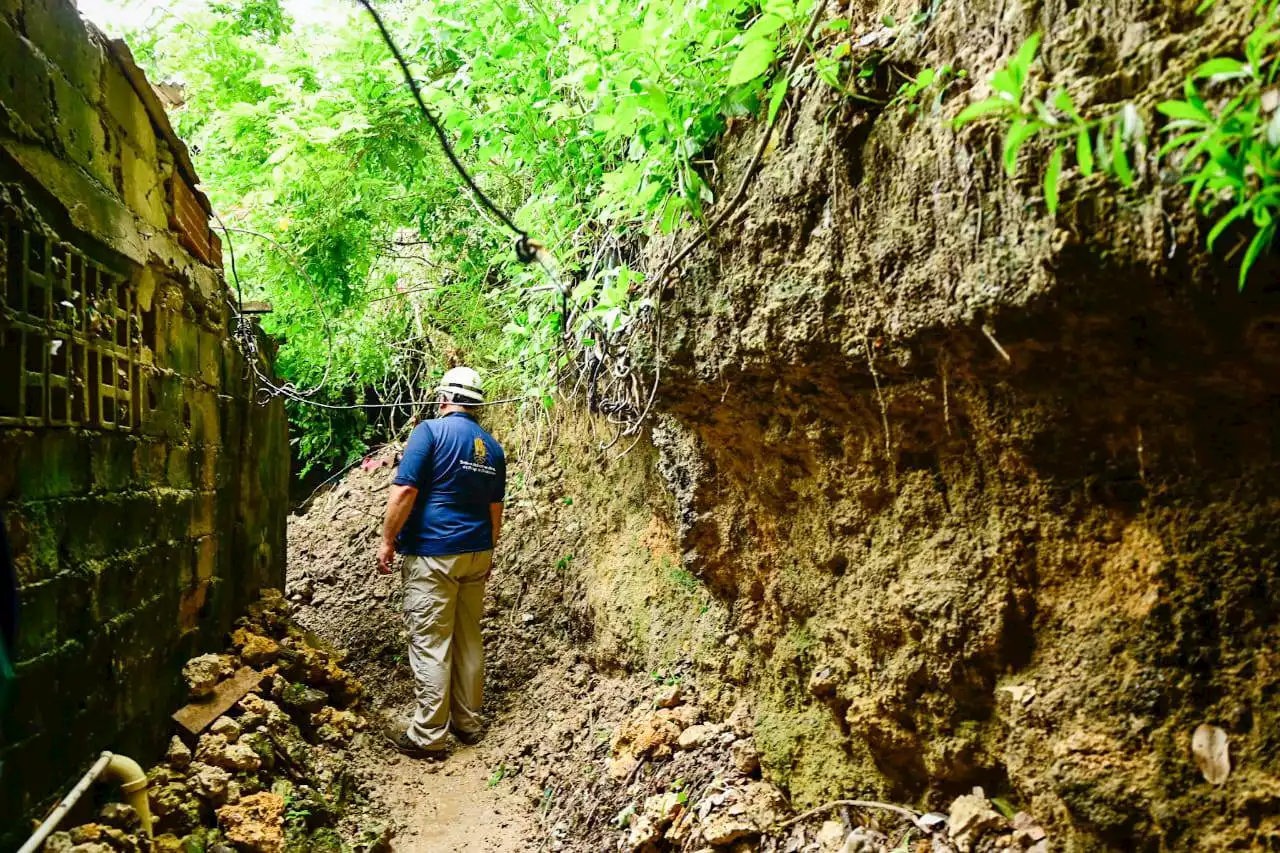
[287,451,545,851]
[355,735,536,852]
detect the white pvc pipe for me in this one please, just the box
[16,750,153,853]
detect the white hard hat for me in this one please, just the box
[435,366,485,404]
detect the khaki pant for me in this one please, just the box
[401,551,491,749]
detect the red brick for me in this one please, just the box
[167,175,213,264]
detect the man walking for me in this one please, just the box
[377,367,506,758]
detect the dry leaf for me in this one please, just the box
[1191,724,1230,785]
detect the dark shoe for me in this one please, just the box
[384,726,448,759]
[450,725,483,746]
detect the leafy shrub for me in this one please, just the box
[956,3,1280,288]
[1158,0,1280,288]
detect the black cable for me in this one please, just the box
[355,0,540,263]
[212,210,244,310]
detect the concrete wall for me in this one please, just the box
[0,0,289,828]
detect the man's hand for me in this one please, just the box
[377,541,396,575]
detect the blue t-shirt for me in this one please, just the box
[393,413,506,556]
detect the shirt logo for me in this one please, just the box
[473,437,488,465]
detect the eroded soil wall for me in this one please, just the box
[546,0,1280,849]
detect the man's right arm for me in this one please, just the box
[378,424,433,573]
[489,502,503,548]
[379,485,418,573]
[490,447,506,549]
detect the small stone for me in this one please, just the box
[948,792,1007,853]
[68,825,104,844]
[642,791,684,826]
[727,701,754,736]
[627,813,661,850]
[150,835,184,853]
[196,733,262,771]
[99,802,141,831]
[188,762,232,803]
[807,665,840,698]
[677,724,715,750]
[816,820,845,851]
[730,739,760,775]
[166,736,193,770]
[842,827,888,853]
[233,629,281,666]
[698,782,785,847]
[667,704,701,729]
[184,654,233,699]
[239,694,289,731]
[41,832,73,852]
[656,684,683,709]
[606,754,638,781]
[217,791,285,853]
[102,827,138,852]
[279,682,328,714]
[210,716,243,742]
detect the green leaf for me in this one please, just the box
[1011,33,1043,85]
[1158,101,1211,123]
[1003,119,1041,174]
[953,98,1012,127]
[728,38,776,86]
[1239,221,1276,290]
[991,69,1020,100]
[1112,122,1135,186]
[1095,124,1112,171]
[1192,58,1249,79]
[744,14,786,41]
[1053,88,1079,120]
[991,798,1018,820]
[1077,129,1094,176]
[1207,202,1251,250]
[1157,131,1205,160]
[767,76,790,125]
[266,143,295,165]
[1044,146,1063,215]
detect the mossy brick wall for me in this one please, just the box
[0,0,289,832]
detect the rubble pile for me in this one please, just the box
[486,671,1048,853]
[40,590,389,853]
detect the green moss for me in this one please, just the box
[754,699,873,808]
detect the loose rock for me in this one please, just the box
[98,802,140,831]
[196,733,262,772]
[188,762,233,803]
[948,790,1007,853]
[210,716,242,742]
[729,739,760,775]
[166,736,193,770]
[217,791,285,853]
[183,654,233,699]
